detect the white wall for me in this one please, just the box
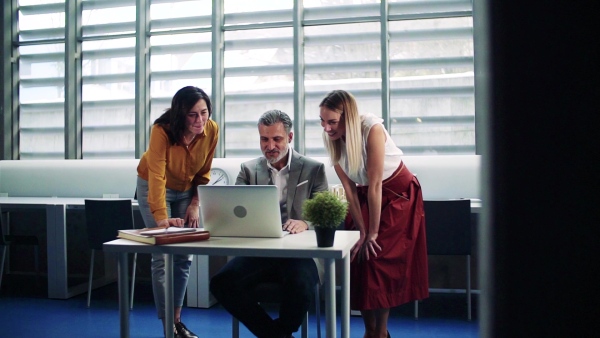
[0,155,480,200]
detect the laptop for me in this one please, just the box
[197,185,288,238]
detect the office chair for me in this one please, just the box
[232,282,322,338]
[84,199,138,309]
[0,207,40,290]
[415,199,472,320]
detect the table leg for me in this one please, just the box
[341,254,350,338]
[186,255,217,308]
[47,204,117,300]
[118,253,130,338]
[46,204,68,299]
[165,254,175,338]
[324,258,336,338]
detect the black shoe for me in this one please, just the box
[174,321,198,338]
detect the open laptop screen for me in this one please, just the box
[197,185,287,238]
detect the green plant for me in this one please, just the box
[302,190,348,228]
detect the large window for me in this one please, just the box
[6,0,474,159]
[149,0,212,123]
[17,1,66,159]
[81,2,136,158]
[224,26,295,156]
[304,19,382,155]
[389,16,474,154]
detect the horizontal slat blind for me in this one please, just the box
[11,0,474,159]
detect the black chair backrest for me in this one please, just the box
[424,199,471,256]
[84,199,134,250]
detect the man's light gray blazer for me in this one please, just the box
[235,149,329,224]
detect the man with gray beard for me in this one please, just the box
[210,110,329,338]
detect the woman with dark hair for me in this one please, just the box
[136,86,218,338]
[319,90,429,338]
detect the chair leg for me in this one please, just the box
[301,312,308,338]
[33,245,40,276]
[87,249,95,308]
[467,255,472,321]
[0,245,6,290]
[33,244,41,287]
[232,316,240,338]
[414,300,419,319]
[315,283,321,338]
[130,252,137,310]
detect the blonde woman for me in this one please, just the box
[319,90,429,338]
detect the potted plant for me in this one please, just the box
[302,190,348,247]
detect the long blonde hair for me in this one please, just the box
[319,90,362,177]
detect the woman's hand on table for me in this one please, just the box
[156,218,185,228]
[283,219,308,234]
[185,204,200,228]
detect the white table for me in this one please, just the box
[0,196,138,299]
[1,197,92,298]
[103,230,360,338]
[466,199,482,213]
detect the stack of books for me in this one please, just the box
[117,227,210,245]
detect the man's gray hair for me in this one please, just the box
[258,110,293,134]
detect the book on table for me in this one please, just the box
[117,227,210,245]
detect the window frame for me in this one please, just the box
[2,0,475,160]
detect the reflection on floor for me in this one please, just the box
[0,275,479,338]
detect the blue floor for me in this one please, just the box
[0,275,479,337]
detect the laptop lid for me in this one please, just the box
[197,185,286,238]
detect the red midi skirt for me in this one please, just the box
[345,162,429,310]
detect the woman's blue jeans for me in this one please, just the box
[136,176,193,319]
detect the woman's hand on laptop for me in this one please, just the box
[283,219,309,234]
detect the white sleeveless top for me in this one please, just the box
[339,114,403,185]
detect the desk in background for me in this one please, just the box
[1,196,481,304]
[104,230,359,338]
[0,196,250,307]
[0,197,137,299]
